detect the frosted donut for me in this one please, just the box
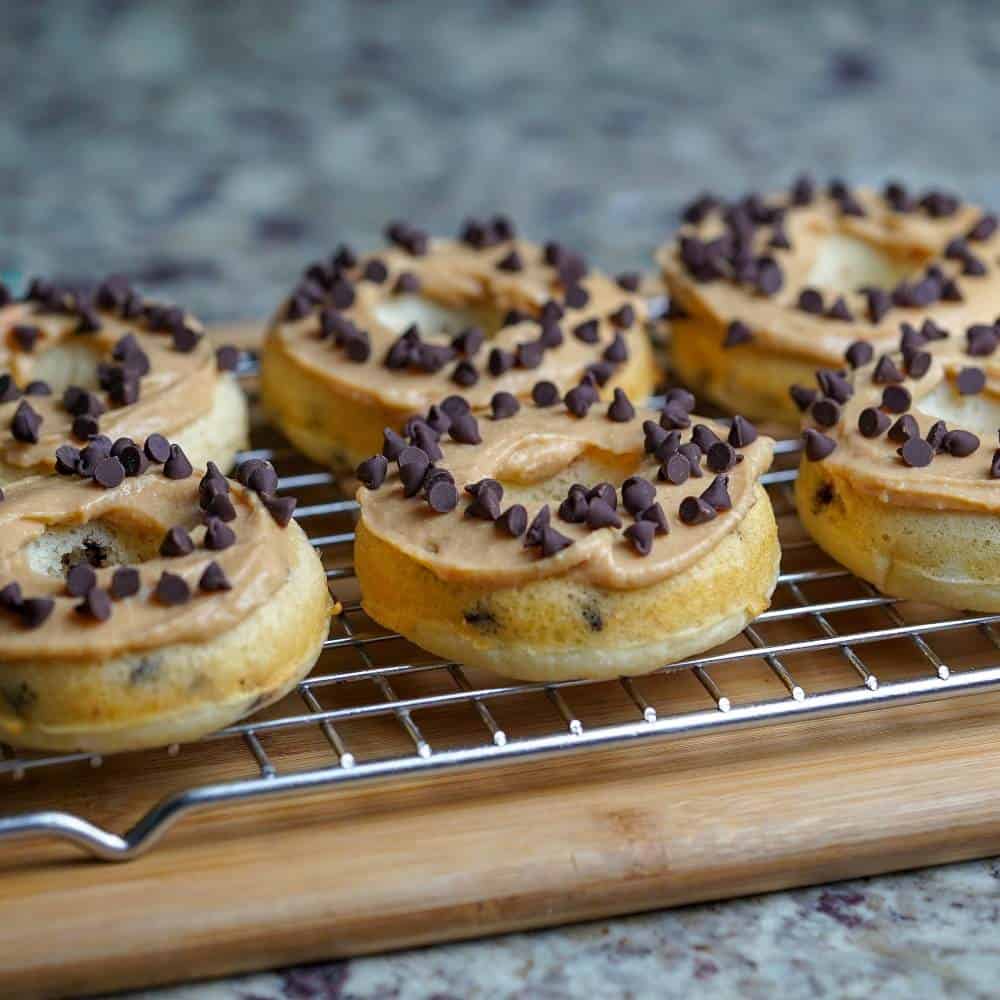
[0,443,331,753]
[354,383,778,682]
[658,176,1000,425]
[0,275,249,485]
[261,218,657,474]
[795,318,1000,612]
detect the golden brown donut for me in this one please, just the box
[354,383,778,682]
[261,219,658,474]
[0,275,249,485]
[795,317,1000,612]
[0,444,331,753]
[658,177,1000,425]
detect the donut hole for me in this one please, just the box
[374,295,507,342]
[26,519,163,578]
[22,340,105,394]
[919,381,1000,435]
[495,445,636,506]
[805,233,925,294]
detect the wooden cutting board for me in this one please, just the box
[3,323,1000,998]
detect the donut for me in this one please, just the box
[0,442,331,752]
[0,275,249,485]
[658,176,1000,426]
[353,383,778,682]
[795,317,1000,612]
[261,218,657,474]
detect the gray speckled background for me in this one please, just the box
[7,0,1000,996]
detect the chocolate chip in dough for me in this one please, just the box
[110,567,141,600]
[586,498,622,530]
[573,319,599,344]
[199,561,232,593]
[622,476,656,515]
[532,380,559,407]
[607,388,635,422]
[204,518,236,551]
[624,520,656,555]
[524,505,551,547]
[66,563,97,597]
[161,526,195,557]
[496,250,523,272]
[540,526,573,557]
[728,415,758,447]
[498,504,527,537]
[154,571,190,605]
[797,288,824,315]
[426,478,459,513]
[700,475,732,512]
[55,445,80,475]
[164,444,193,480]
[12,324,40,352]
[866,289,892,323]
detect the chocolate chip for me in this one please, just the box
[603,333,629,364]
[0,582,22,610]
[199,561,232,593]
[540,526,573,557]
[584,497,620,530]
[93,455,125,488]
[881,385,911,413]
[724,320,752,347]
[18,597,54,628]
[561,384,592,418]
[164,445,193,480]
[161,526,194,557]
[381,428,407,462]
[642,420,669,455]
[729,415,759,448]
[660,452,691,485]
[245,462,279,495]
[524,505,551,546]
[394,271,421,294]
[679,443,704,477]
[204,518,236,551]
[385,221,428,256]
[966,325,998,357]
[679,496,716,525]
[944,429,980,457]
[941,278,963,302]
[754,257,783,296]
[639,502,669,535]
[701,474,732,511]
[585,361,614,387]
[858,407,890,438]
[873,355,904,384]
[622,476,656,515]
[10,401,41,443]
[572,319,599,344]
[790,385,818,412]
[624,520,656,555]
[660,402,692,430]
[262,494,296,527]
[803,428,836,461]
[558,489,589,524]
[155,571,190,605]
[705,441,738,473]
[607,388,635,422]
[449,412,482,444]
[75,587,112,621]
[665,388,696,412]
[968,215,998,241]
[11,324,40,352]
[362,259,388,284]
[490,391,520,420]
[824,296,852,322]
[865,288,892,323]
[144,433,171,464]
[465,480,503,521]
[451,360,479,386]
[532,381,559,407]
[798,288,824,315]
[0,374,20,404]
[888,414,919,443]
[515,341,544,370]
[811,397,841,427]
[422,478,456,513]
[499,504,527,537]
[563,284,589,309]
[55,444,80,475]
[791,174,815,205]
[957,366,986,395]
[110,567,141,599]
[357,454,388,490]
[905,350,932,379]
[900,437,934,468]
[615,272,641,292]
[926,420,948,453]
[496,249,523,272]
[845,341,874,369]
[66,563,97,597]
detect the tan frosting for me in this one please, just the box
[358,405,773,591]
[0,471,293,661]
[267,237,648,412]
[804,341,1000,512]
[0,301,218,471]
[659,188,1000,366]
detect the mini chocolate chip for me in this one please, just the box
[24,380,50,396]
[490,391,520,420]
[791,174,815,204]
[394,272,421,294]
[905,350,932,379]
[866,289,892,323]
[540,526,573,557]
[660,452,691,484]
[449,412,481,444]
[900,437,934,468]
[706,441,737,472]
[161,526,195,557]
[586,498,622,530]
[93,455,125,489]
[873,355,904,384]
[11,324,40,352]
[957,366,986,395]
[76,587,112,621]
[245,462,279,495]
[811,397,841,428]
[798,288,824,315]
[881,385,912,413]
[790,385,818,412]
[362,259,389,283]
[204,518,236,551]
[201,492,235,523]
[888,414,919,443]
[496,249,523,272]
[678,496,716,525]
[588,483,617,509]
[643,420,669,454]
[172,325,201,353]
[564,383,596,418]
[144,433,171,464]
[826,296,853,322]
[941,278,963,302]
[539,322,564,349]
[572,319,599,344]
[803,428,836,461]
[945,429,980,457]
[55,444,80,475]
[110,567,141,599]
[66,563,97,597]
[816,370,853,405]
[926,420,949,453]
[262,494,296,527]
[858,407,890,438]
[524,505,551,547]
[586,361,614,386]
[728,415,758,447]
[624,520,656,555]
[400,459,430,498]
[607,388,635,422]
[532,381,559,407]
[558,490,589,524]
[701,475,732,511]
[199,561,232,593]
[451,360,479,386]
[602,333,628,364]
[845,341,874,369]
[0,374,20,404]
[660,402,692,430]
[967,214,998,241]
[498,504,527,537]
[10,400,42,443]
[357,454,388,489]
[0,582,22,609]
[155,571,190,606]
[724,320,752,347]
[164,444,193,480]
[563,285,589,309]
[622,476,656,515]
[616,272,641,292]
[639,502,669,535]
[18,597,55,628]
[679,442,704,477]
[609,304,636,330]
[665,387,696,411]
[382,428,407,461]
[425,478,458,513]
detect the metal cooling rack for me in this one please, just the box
[3,371,1000,863]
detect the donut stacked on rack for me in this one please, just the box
[353,382,779,682]
[0,444,331,753]
[795,317,1000,612]
[658,178,1000,426]
[0,275,249,484]
[260,218,658,474]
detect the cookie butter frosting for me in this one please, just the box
[358,400,773,591]
[799,332,1000,512]
[0,278,224,474]
[267,222,648,412]
[0,469,292,660]
[659,179,1000,366]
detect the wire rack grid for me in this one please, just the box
[2,368,1000,863]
